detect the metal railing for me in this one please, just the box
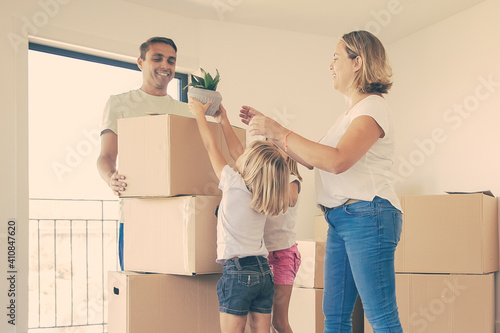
[28,198,120,333]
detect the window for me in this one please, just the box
[28,43,187,332]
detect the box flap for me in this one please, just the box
[445,190,494,197]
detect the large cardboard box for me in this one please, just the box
[364,273,495,333]
[295,240,325,288]
[108,271,221,333]
[118,114,245,197]
[314,215,328,242]
[289,287,324,333]
[123,195,222,275]
[289,287,364,333]
[395,193,498,274]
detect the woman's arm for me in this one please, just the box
[269,138,314,170]
[214,104,244,161]
[240,106,314,170]
[188,98,227,180]
[242,107,383,174]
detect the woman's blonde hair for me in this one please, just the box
[238,140,289,216]
[340,30,393,94]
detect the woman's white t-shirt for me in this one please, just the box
[216,165,268,263]
[314,95,401,211]
[264,175,301,252]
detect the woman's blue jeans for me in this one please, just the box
[323,196,403,333]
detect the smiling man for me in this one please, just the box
[97,37,190,270]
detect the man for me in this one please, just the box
[97,37,190,270]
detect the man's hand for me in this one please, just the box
[109,171,127,196]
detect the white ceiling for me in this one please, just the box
[124,0,486,43]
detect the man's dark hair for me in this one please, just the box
[139,37,177,60]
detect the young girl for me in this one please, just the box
[188,98,290,333]
[265,157,302,333]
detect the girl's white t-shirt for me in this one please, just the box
[314,95,401,211]
[216,165,268,263]
[264,175,301,252]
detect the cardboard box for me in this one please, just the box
[314,215,328,242]
[289,287,364,333]
[108,271,221,333]
[295,241,325,288]
[123,195,222,275]
[364,273,495,333]
[289,287,324,333]
[118,114,245,197]
[395,193,498,274]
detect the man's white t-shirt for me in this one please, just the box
[216,165,268,263]
[100,89,191,226]
[264,175,301,252]
[100,88,190,135]
[315,95,401,211]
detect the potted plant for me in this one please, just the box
[183,68,222,116]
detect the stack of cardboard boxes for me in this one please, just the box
[107,114,245,333]
[365,192,498,332]
[290,240,326,332]
[289,227,364,332]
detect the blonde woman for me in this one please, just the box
[240,30,403,332]
[264,157,302,333]
[188,99,290,333]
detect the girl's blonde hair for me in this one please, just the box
[340,30,393,94]
[238,140,289,216]
[286,156,302,182]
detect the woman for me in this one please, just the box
[240,30,403,332]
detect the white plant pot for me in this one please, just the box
[187,87,223,116]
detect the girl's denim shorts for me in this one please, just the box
[217,256,274,316]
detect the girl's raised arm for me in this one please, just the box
[214,104,244,161]
[188,98,227,180]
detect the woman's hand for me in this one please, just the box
[248,115,288,141]
[241,105,288,141]
[188,98,212,118]
[239,105,264,125]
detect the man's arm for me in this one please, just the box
[97,130,127,196]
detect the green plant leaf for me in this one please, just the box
[183,68,221,91]
[213,69,220,90]
[205,74,214,89]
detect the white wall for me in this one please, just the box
[388,0,500,197]
[1,0,499,331]
[385,0,500,329]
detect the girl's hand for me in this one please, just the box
[213,104,228,124]
[188,98,212,118]
[248,115,287,141]
[239,105,264,125]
